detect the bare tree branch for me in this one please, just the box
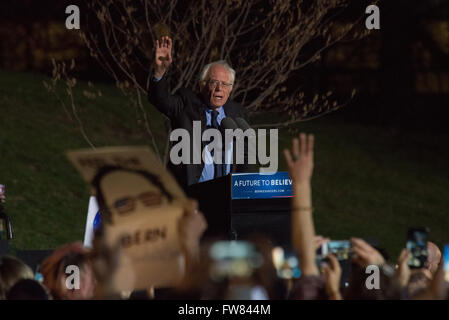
[80,0,374,158]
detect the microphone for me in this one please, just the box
[236,116,269,142]
[234,117,251,131]
[220,117,239,131]
[234,118,257,167]
[217,118,239,176]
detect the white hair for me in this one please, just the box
[199,60,235,84]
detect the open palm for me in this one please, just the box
[155,36,173,76]
[284,133,314,185]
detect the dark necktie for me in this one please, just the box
[211,110,219,129]
[210,110,223,178]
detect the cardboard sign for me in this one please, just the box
[67,146,185,202]
[103,204,184,290]
[67,146,187,291]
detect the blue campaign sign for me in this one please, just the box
[231,172,293,199]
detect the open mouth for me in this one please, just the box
[213,94,224,101]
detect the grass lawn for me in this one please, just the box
[0,70,167,253]
[1,70,448,260]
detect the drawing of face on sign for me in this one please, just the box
[91,166,186,290]
[92,166,177,223]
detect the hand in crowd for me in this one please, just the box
[322,254,342,300]
[414,258,448,300]
[283,133,314,186]
[91,235,124,299]
[396,248,412,288]
[284,133,318,276]
[154,36,173,78]
[351,238,385,267]
[314,235,330,251]
[178,199,207,257]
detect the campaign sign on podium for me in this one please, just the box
[67,146,186,291]
[231,172,293,199]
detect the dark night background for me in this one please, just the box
[0,0,448,258]
[2,0,449,130]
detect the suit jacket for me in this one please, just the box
[148,76,250,189]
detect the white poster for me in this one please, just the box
[83,196,99,248]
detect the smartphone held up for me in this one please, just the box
[406,227,429,269]
[443,244,449,283]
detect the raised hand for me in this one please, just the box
[283,133,314,186]
[284,133,318,276]
[154,36,173,78]
[396,248,412,288]
[178,199,207,254]
[177,199,207,278]
[351,237,385,267]
[322,254,343,300]
[414,258,448,300]
[314,235,330,251]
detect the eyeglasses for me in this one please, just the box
[113,192,164,215]
[207,79,233,90]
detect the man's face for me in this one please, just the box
[201,65,233,109]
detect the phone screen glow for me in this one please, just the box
[444,244,449,283]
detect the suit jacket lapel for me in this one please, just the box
[223,101,236,118]
[193,94,208,157]
[193,92,207,125]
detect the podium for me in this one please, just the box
[186,172,292,246]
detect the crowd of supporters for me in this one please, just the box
[0,133,448,300]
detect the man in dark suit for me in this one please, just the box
[148,36,250,190]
